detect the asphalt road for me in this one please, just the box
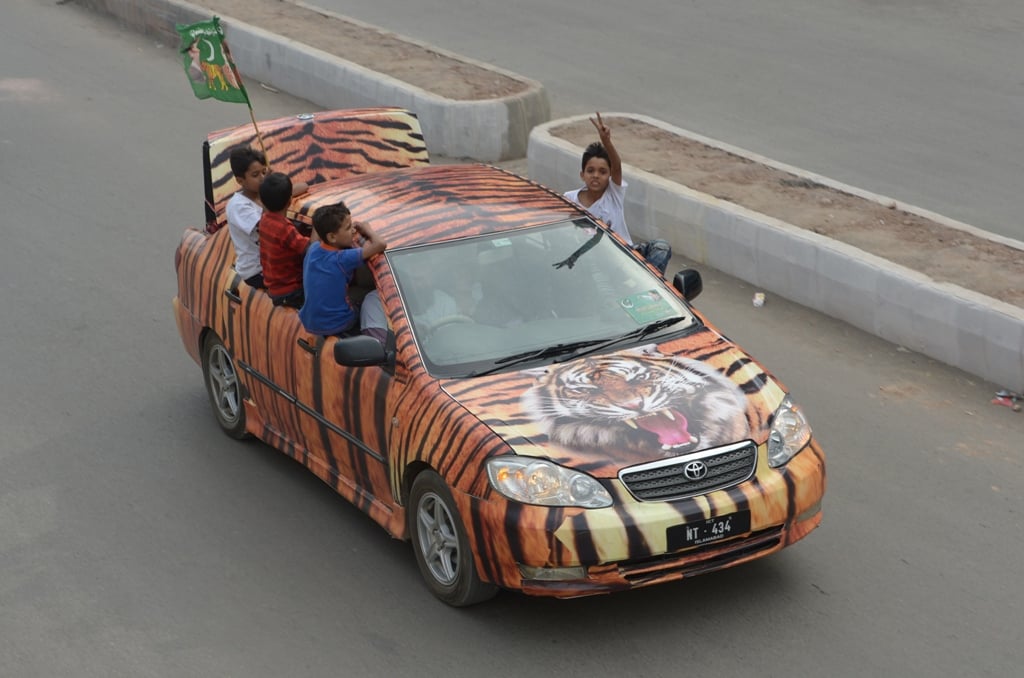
[1,1,1022,676]
[309,0,1024,243]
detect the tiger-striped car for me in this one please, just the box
[174,109,826,606]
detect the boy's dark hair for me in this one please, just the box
[581,142,609,171]
[259,172,293,212]
[229,145,267,178]
[312,202,352,242]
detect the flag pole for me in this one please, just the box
[220,38,269,166]
[247,104,267,162]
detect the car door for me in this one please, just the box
[222,273,311,451]
[291,273,404,527]
[297,338,393,498]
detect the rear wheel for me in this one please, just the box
[409,471,497,606]
[201,333,249,439]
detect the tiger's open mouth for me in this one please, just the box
[625,409,698,450]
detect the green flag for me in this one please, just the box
[176,17,250,104]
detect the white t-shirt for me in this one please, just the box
[563,179,633,245]
[225,191,263,279]
[421,290,459,327]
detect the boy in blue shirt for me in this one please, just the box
[299,202,387,337]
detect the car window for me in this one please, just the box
[388,219,697,377]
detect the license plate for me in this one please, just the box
[667,511,751,550]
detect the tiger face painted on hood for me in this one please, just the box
[521,347,750,459]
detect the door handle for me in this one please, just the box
[298,337,321,354]
[225,272,243,304]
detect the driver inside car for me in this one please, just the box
[403,255,480,333]
[472,244,537,327]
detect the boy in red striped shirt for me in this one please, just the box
[258,172,310,308]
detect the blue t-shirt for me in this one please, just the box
[299,242,365,335]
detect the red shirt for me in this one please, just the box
[258,211,309,296]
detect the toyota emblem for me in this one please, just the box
[683,460,708,481]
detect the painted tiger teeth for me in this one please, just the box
[662,410,675,421]
[624,418,638,429]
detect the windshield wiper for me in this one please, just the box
[466,339,608,377]
[464,316,690,378]
[560,315,690,360]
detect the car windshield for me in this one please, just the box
[388,218,699,377]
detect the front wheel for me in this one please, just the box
[201,333,249,439]
[408,471,497,606]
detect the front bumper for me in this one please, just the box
[462,438,826,597]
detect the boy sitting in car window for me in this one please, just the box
[299,202,386,337]
[225,146,269,289]
[258,172,309,308]
[562,113,672,275]
[225,145,309,290]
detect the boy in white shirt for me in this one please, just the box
[225,146,269,289]
[225,145,309,289]
[563,113,672,275]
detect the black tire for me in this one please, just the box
[201,333,249,440]
[408,471,497,606]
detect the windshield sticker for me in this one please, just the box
[619,289,673,324]
[491,238,513,248]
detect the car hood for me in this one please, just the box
[442,331,790,477]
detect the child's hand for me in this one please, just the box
[590,112,611,143]
[353,220,377,245]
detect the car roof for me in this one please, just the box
[291,164,588,249]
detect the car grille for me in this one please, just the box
[619,440,757,501]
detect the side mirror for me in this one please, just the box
[672,268,703,301]
[333,331,396,368]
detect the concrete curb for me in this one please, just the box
[529,114,1024,390]
[78,0,550,162]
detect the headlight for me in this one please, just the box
[486,457,613,508]
[767,397,812,468]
